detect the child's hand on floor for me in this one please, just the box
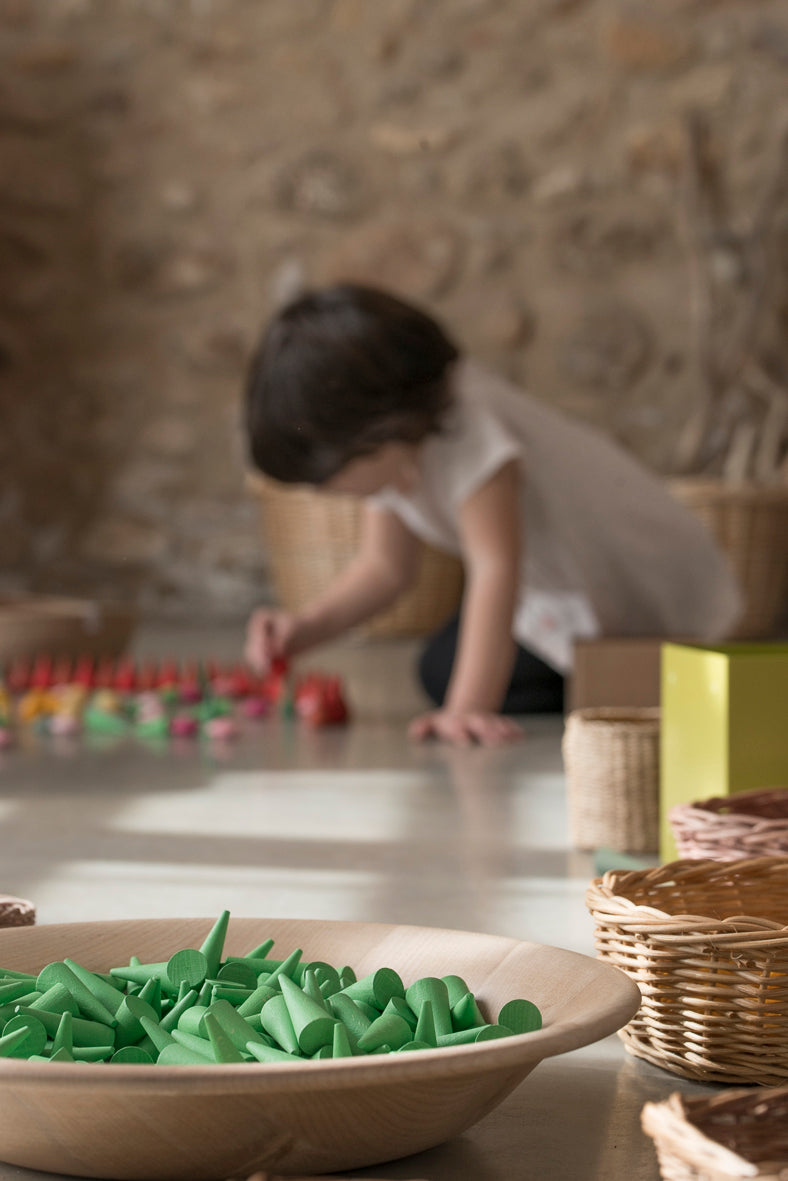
[245,608,299,675]
[408,709,523,746]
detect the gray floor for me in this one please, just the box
[0,625,715,1180]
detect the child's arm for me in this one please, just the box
[409,459,523,745]
[246,503,420,670]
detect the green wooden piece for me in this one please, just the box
[208,999,267,1050]
[114,994,159,1049]
[382,996,418,1031]
[498,999,542,1034]
[396,1040,433,1052]
[111,1046,155,1064]
[278,975,336,1056]
[301,969,329,1011]
[0,970,37,983]
[304,962,341,998]
[210,984,254,1005]
[0,1025,32,1058]
[135,715,169,739]
[159,988,199,1033]
[176,1005,209,1038]
[29,983,79,1018]
[331,1022,353,1058]
[83,707,127,735]
[237,983,278,1018]
[339,966,356,988]
[138,1015,176,1053]
[15,1006,114,1049]
[36,963,118,1027]
[2,1014,47,1057]
[199,910,230,978]
[158,1043,213,1066]
[240,937,275,961]
[166,949,208,992]
[137,977,162,1018]
[0,980,36,1005]
[110,961,172,991]
[47,1046,74,1062]
[406,977,452,1037]
[245,1040,300,1065]
[52,1011,73,1056]
[436,1024,510,1047]
[170,1029,215,1059]
[197,981,213,1006]
[327,993,372,1040]
[414,999,437,1048]
[203,1012,245,1063]
[442,974,472,1008]
[340,967,404,1011]
[63,959,124,1015]
[451,992,486,1031]
[357,1013,412,1052]
[70,1046,114,1062]
[216,962,258,990]
[259,994,300,1055]
[312,1046,332,1059]
[266,948,303,986]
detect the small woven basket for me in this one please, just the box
[669,479,788,640]
[642,1087,788,1181]
[586,857,788,1085]
[562,707,660,853]
[670,788,788,862]
[0,895,35,928]
[250,476,464,639]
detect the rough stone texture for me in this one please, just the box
[1,0,787,617]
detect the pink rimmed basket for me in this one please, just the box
[670,788,788,862]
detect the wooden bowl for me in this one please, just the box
[0,594,137,663]
[0,917,640,1180]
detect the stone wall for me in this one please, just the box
[1,0,786,617]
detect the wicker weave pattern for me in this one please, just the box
[669,480,788,640]
[562,707,660,853]
[642,1088,788,1181]
[251,479,464,639]
[670,789,788,861]
[586,858,788,1085]
[0,894,35,928]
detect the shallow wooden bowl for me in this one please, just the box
[0,594,137,663]
[0,917,639,1180]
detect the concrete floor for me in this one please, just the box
[0,625,714,1181]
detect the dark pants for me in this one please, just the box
[417,614,565,715]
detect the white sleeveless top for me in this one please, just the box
[370,360,742,672]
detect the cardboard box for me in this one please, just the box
[660,641,788,861]
[569,638,675,712]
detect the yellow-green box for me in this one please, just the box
[660,641,788,861]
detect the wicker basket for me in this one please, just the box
[562,707,660,853]
[0,595,137,664]
[586,857,788,1085]
[250,477,464,639]
[0,894,35,928]
[669,479,788,640]
[642,1088,788,1181]
[670,788,788,862]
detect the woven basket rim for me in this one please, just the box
[669,477,788,504]
[670,788,788,823]
[565,706,661,727]
[586,857,788,939]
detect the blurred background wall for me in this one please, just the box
[1,0,786,618]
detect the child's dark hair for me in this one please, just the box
[244,282,460,485]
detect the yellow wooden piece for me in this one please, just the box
[661,642,788,860]
[17,690,59,723]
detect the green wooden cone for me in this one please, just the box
[0,969,37,983]
[208,999,267,1049]
[396,1040,433,1052]
[170,1029,214,1059]
[166,949,208,992]
[139,1015,176,1053]
[340,967,404,1011]
[304,961,341,998]
[16,1006,114,1049]
[241,937,275,960]
[245,1040,300,1065]
[70,1045,114,1062]
[223,955,277,975]
[339,966,356,988]
[63,959,124,1016]
[37,963,118,1027]
[498,999,542,1034]
[237,983,278,1018]
[442,974,472,1008]
[114,995,160,1049]
[203,1012,245,1063]
[331,1022,353,1058]
[137,977,162,1018]
[29,983,79,1017]
[266,947,303,986]
[210,984,253,1005]
[301,969,329,1011]
[158,1043,213,1066]
[48,1046,74,1062]
[2,1014,47,1058]
[159,988,199,1033]
[357,1013,412,1052]
[0,979,37,1005]
[176,1005,209,1038]
[327,993,372,1040]
[197,981,213,1006]
[259,993,300,1054]
[311,1045,332,1059]
[383,996,417,1031]
[406,978,452,1037]
[0,1025,32,1058]
[216,962,257,990]
[111,1046,155,1064]
[451,991,486,1031]
[278,975,336,1056]
[414,999,437,1047]
[52,1010,73,1056]
[199,910,230,979]
[435,1025,508,1047]
[109,961,170,990]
